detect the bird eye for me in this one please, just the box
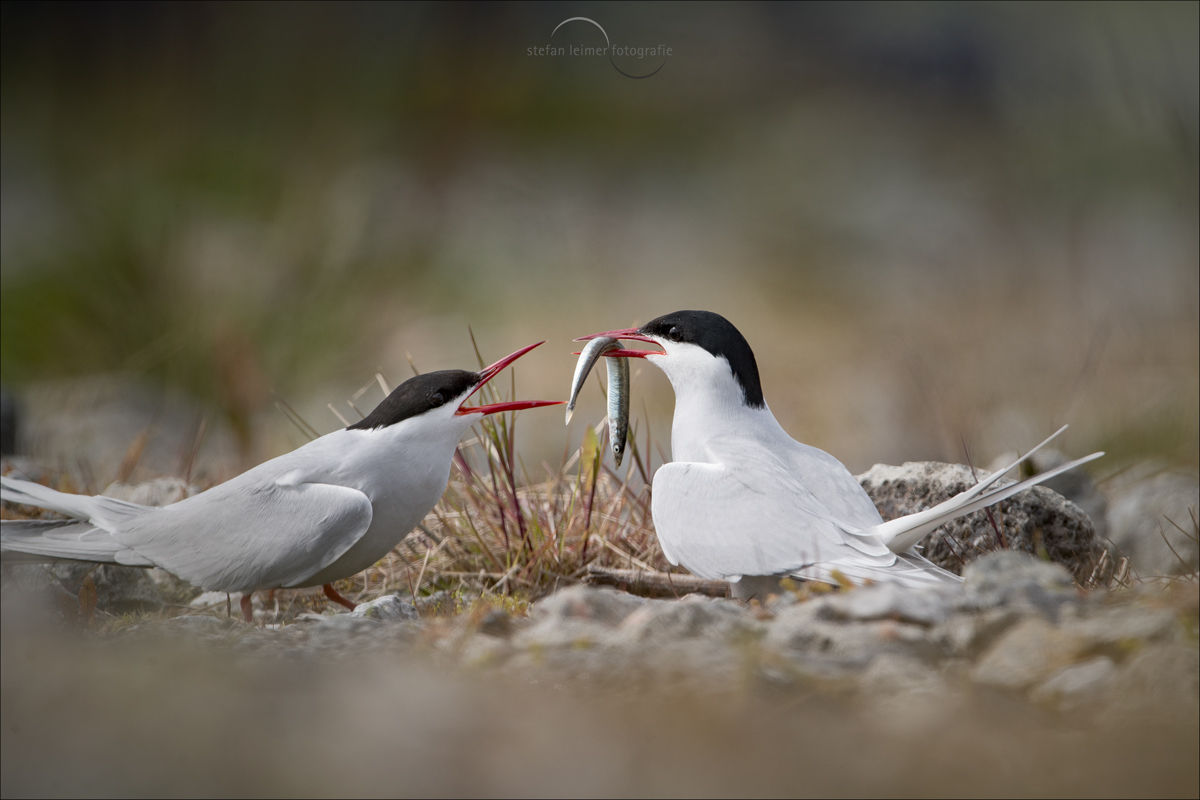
[667,326,682,342]
[430,392,444,407]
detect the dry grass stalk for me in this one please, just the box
[332,336,675,608]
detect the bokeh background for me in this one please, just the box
[2,1,1197,486]
[3,6,1198,798]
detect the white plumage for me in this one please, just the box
[3,422,448,592]
[1,343,559,616]
[579,311,1103,592]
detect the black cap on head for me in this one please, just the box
[640,310,764,408]
[348,370,479,430]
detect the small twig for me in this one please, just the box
[414,549,432,597]
[1086,548,1111,589]
[328,404,351,427]
[1156,517,1192,573]
[601,538,655,572]
[962,434,1006,548]
[273,394,320,441]
[182,418,207,485]
[585,565,727,599]
[118,428,153,483]
[1114,557,1130,588]
[665,569,680,599]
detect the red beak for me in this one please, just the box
[456,341,564,416]
[574,327,663,358]
[570,350,654,358]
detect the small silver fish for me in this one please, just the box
[565,336,617,425]
[565,336,631,467]
[606,348,630,467]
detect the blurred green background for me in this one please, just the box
[2,1,1196,480]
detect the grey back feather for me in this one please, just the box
[112,478,373,593]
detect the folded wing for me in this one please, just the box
[652,460,899,582]
[112,479,373,593]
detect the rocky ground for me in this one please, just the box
[2,461,1198,796]
[39,550,1194,719]
[3,549,1197,797]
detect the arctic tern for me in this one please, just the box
[1,342,561,620]
[577,310,1103,597]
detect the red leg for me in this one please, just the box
[323,583,357,611]
[240,592,254,623]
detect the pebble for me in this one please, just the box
[961,550,1079,619]
[823,581,955,626]
[766,599,939,673]
[614,595,760,645]
[532,584,648,625]
[350,595,418,622]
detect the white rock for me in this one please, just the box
[824,583,954,626]
[531,585,647,626]
[189,590,249,611]
[350,595,418,622]
[613,598,759,645]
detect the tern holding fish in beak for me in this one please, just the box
[565,337,631,467]
[1,342,562,620]
[575,310,1103,597]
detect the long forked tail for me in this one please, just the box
[867,425,1104,554]
[1,475,153,531]
[1,476,157,566]
[1,519,154,565]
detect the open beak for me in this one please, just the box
[456,341,564,416]
[574,327,663,358]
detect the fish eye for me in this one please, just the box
[667,326,682,342]
[430,392,444,407]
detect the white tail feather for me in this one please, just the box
[870,449,1104,554]
[1,476,153,532]
[793,550,961,588]
[0,518,155,565]
[950,424,1068,505]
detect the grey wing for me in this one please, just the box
[652,461,896,581]
[782,441,885,530]
[112,481,373,593]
